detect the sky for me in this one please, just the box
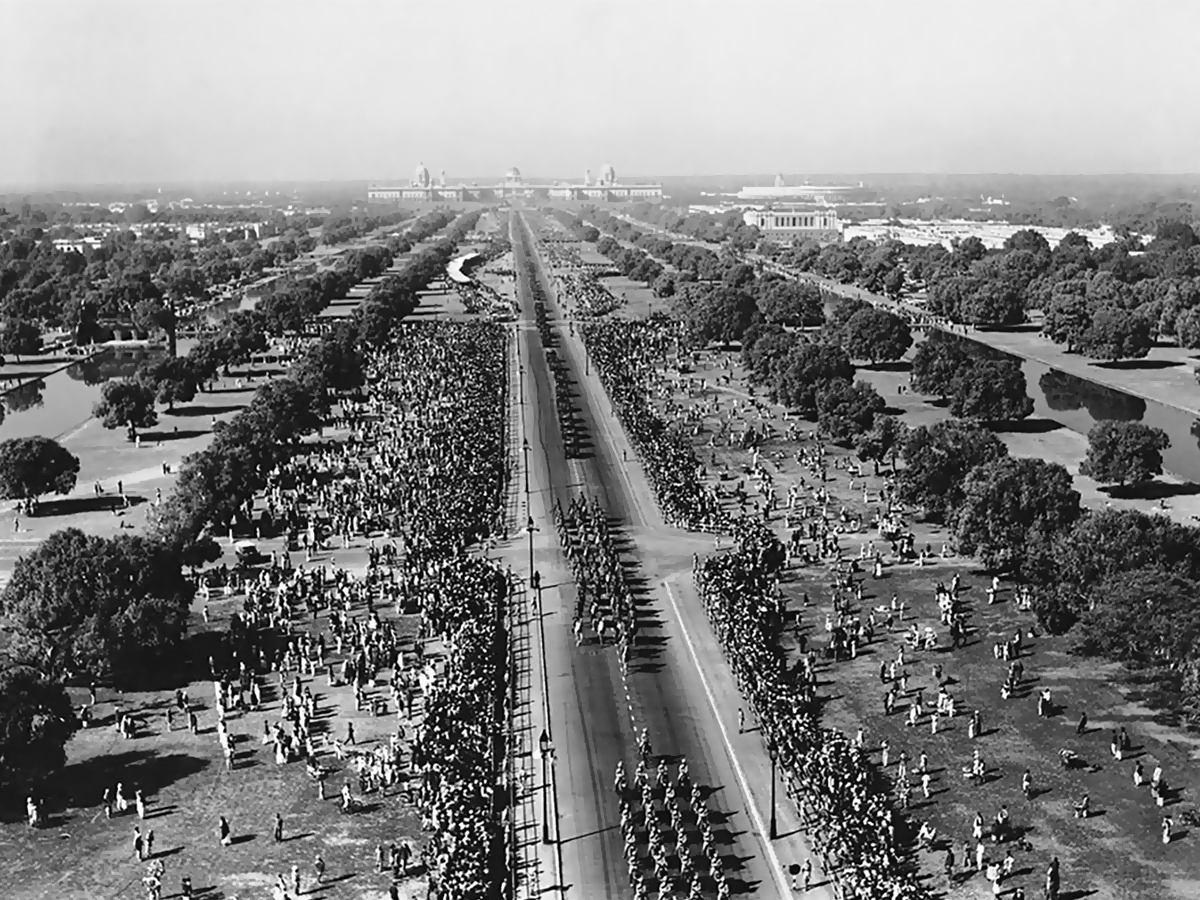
[2,0,1199,188]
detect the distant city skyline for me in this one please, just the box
[2,0,1199,189]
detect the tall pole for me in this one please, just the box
[542,742,551,845]
[769,750,779,840]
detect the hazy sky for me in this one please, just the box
[3,0,1199,187]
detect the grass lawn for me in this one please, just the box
[0,364,275,590]
[777,564,1200,900]
[648,344,1200,898]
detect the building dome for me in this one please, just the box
[413,162,430,187]
[774,173,786,188]
[506,166,522,181]
[600,163,616,185]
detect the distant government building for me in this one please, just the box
[367,163,664,204]
[735,174,877,244]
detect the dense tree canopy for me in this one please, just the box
[93,378,158,431]
[897,420,1008,520]
[687,286,758,347]
[953,456,1081,571]
[910,334,973,398]
[770,342,855,416]
[0,665,77,784]
[948,359,1034,422]
[1074,566,1200,667]
[0,529,193,686]
[840,307,913,364]
[816,379,885,445]
[0,436,79,501]
[1079,420,1170,486]
[757,280,825,327]
[854,414,907,473]
[1075,306,1153,360]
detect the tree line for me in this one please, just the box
[0,209,480,789]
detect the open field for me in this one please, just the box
[638,342,1200,898]
[779,565,1200,900]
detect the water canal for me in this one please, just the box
[0,344,176,442]
[941,333,1200,484]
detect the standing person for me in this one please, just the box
[102,787,113,819]
[218,815,232,847]
[273,812,284,843]
[801,859,812,893]
[145,829,155,859]
[314,853,326,884]
[291,864,301,897]
[135,789,146,820]
[133,825,144,861]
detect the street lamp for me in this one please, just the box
[540,729,553,845]
[522,437,531,496]
[768,740,779,840]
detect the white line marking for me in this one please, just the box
[664,578,795,899]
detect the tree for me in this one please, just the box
[0,529,193,686]
[757,280,824,327]
[840,307,913,364]
[1076,306,1153,361]
[883,266,906,300]
[1079,420,1170,486]
[242,378,323,445]
[1004,229,1052,256]
[910,334,973,398]
[897,420,1008,520]
[217,310,270,371]
[816,379,885,445]
[137,356,198,410]
[954,457,1081,571]
[1075,566,1200,669]
[93,378,158,432]
[687,286,758,347]
[131,298,179,357]
[771,342,855,417]
[0,318,40,361]
[1025,507,1200,604]
[743,325,800,385]
[824,296,871,338]
[1041,288,1092,351]
[960,277,1024,326]
[0,665,77,783]
[0,437,80,501]
[1175,305,1200,349]
[855,415,907,474]
[948,359,1034,422]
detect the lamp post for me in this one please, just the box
[522,437,530,496]
[539,729,552,845]
[768,740,779,840]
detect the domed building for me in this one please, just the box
[368,162,662,205]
